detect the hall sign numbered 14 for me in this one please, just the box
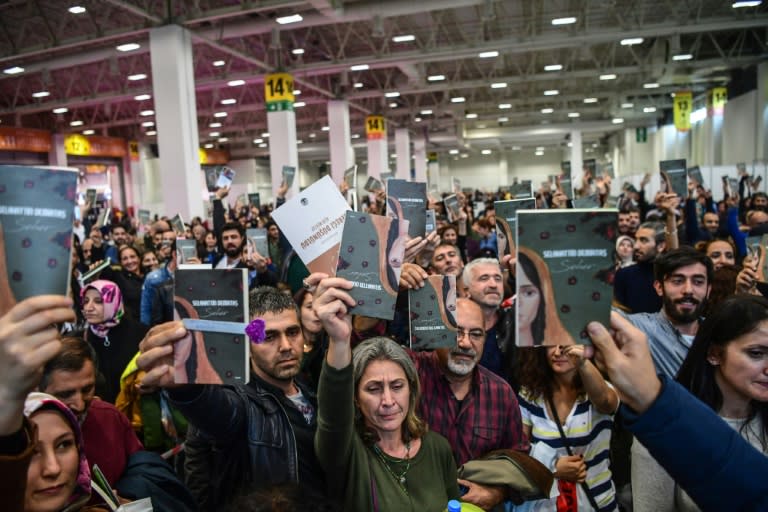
[265,73,295,112]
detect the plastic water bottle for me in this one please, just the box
[446,500,484,512]
[446,500,462,512]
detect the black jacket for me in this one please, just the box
[171,376,323,511]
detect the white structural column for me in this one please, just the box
[48,134,67,167]
[570,130,583,184]
[365,115,387,180]
[149,25,204,220]
[328,100,355,184]
[758,61,768,163]
[413,136,427,182]
[427,152,440,191]
[395,128,411,180]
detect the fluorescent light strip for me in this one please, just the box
[221,99,237,105]
[350,64,369,71]
[276,14,303,24]
[116,43,140,52]
[227,79,245,86]
[551,17,577,25]
[292,48,305,55]
[478,51,499,58]
[128,73,147,81]
[583,97,598,103]
[544,64,563,71]
[392,34,416,42]
[672,54,693,61]
[620,38,644,46]
[32,91,50,98]
[599,73,617,80]
[543,90,559,96]
[384,91,400,98]
[427,75,445,81]
[450,97,465,103]
[491,82,507,89]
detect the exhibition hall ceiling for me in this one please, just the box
[0,0,765,159]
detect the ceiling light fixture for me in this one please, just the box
[620,38,644,46]
[276,14,303,24]
[551,17,577,25]
[32,91,50,98]
[389,102,398,108]
[544,64,563,71]
[498,103,512,109]
[82,129,95,135]
[227,79,245,86]
[541,108,554,114]
[491,82,508,89]
[420,109,433,115]
[145,130,156,136]
[213,112,228,118]
[350,64,370,71]
[621,102,634,108]
[481,149,492,155]
[414,117,422,122]
[221,98,237,105]
[568,112,580,118]
[262,132,270,137]
[599,73,617,80]
[219,137,229,142]
[321,126,330,131]
[294,101,306,107]
[643,106,657,113]
[512,145,521,150]
[292,48,305,55]
[351,134,360,139]
[385,91,400,98]
[293,90,301,95]
[53,107,68,114]
[253,138,263,144]
[213,60,226,67]
[70,120,83,127]
[258,143,268,148]
[128,73,147,81]
[354,82,363,88]
[140,110,154,116]
[134,94,151,101]
[612,118,625,124]
[449,149,459,155]
[643,82,660,89]
[392,34,416,42]
[427,74,445,81]
[672,53,693,61]
[204,143,214,149]
[3,66,24,74]
[465,113,478,119]
[732,1,762,7]
[478,50,499,58]
[583,97,598,103]
[498,116,509,122]
[543,90,559,96]
[209,122,222,128]
[142,121,154,127]
[116,43,140,52]
[68,6,86,14]
[209,132,221,137]
[451,97,465,103]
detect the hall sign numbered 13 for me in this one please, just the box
[265,73,295,112]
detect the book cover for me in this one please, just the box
[601,162,615,179]
[204,167,218,192]
[509,182,533,199]
[660,159,687,198]
[364,176,384,192]
[516,209,617,346]
[215,166,236,189]
[336,211,408,320]
[98,207,110,228]
[494,198,535,259]
[452,177,461,193]
[572,194,601,209]
[344,164,358,188]
[282,165,296,189]
[0,165,77,303]
[248,193,261,210]
[386,179,427,239]
[583,158,597,179]
[561,161,571,176]
[272,175,351,275]
[408,275,458,350]
[444,194,461,222]
[425,209,436,233]
[558,176,573,200]
[170,214,186,237]
[176,239,198,264]
[174,268,249,385]
[745,236,768,282]
[246,228,269,258]
[86,188,97,208]
[138,209,151,226]
[688,166,704,188]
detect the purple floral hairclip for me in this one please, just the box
[246,318,266,344]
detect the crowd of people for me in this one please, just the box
[1,168,767,512]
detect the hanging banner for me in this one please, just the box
[673,91,692,132]
[199,148,229,165]
[366,115,386,140]
[265,72,295,112]
[0,126,52,153]
[64,134,126,157]
[708,87,727,116]
[129,141,139,161]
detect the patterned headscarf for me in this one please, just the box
[24,392,91,511]
[80,279,124,338]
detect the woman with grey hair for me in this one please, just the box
[312,274,459,511]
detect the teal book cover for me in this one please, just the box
[386,179,427,239]
[0,165,77,303]
[660,159,687,199]
[509,182,533,199]
[408,275,458,350]
[282,165,296,188]
[246,228,269,259]
[494,198,535,259]
[248,193,261,209]
[516,209,618,346]
[336,211,408,320]
[174,268,249,385]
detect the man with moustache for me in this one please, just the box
[136,286,327,510]
[614,221,666,314]
[619,247,713,379]
[214,221,246,269]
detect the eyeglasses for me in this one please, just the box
[456,327,485,343]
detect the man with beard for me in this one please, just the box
[214,221,245,269]
[614,221,666,314]
[619,247,713,379]
[462,258,518,389]
[137,286,327,511]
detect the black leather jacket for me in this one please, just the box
[172,375,316,510]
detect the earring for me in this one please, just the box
[707,358,719,366]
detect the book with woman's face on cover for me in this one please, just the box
[336,211,408,320]
[516,209,617,347]
[494,198,536,259]
[174,268,249,385]
[386,179,427,239]
[408,275,458,350]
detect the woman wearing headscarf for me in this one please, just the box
[81,280,149,404]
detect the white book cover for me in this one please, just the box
[271,175,351,275]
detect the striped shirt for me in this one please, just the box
[519,388,618,512]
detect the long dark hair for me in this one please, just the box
[518,251,546,345]
[677,295,768,450]
[518,347,583,402]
